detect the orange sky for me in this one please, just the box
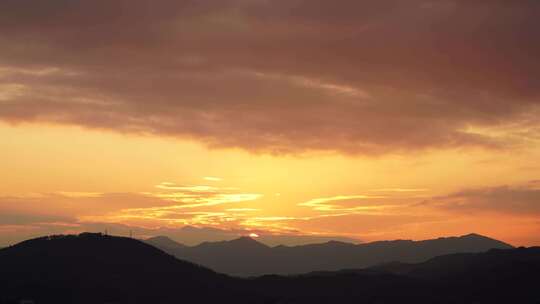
[1,122,539,246]
[1,1,540,246]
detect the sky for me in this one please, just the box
[1,0,540,247]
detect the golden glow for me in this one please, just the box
[1,122,540,246]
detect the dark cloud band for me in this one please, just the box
[1,0,539,154]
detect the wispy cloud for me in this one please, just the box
[135,193,262,209]
[203,176,223,182]
[154,182,238,193]
[299,195,390,212]
[428,184,540,216]
[370,188,429,193]
[226,208,260,212]
[3,181,540,246]
[80,182,263,227]
[55,192,103,198]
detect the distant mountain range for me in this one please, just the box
[144,233,512,276]
[0,233,538,304]
[145,235,187,251]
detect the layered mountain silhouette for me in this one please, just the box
[1,233,539,304]
[145,233,512,276]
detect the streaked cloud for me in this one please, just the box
[0,192,173,218]
[146,193,262,209]
[154,182,238,193]
[2,180,540,246]
[0,212,75,226]
[79,181,263,227]
[299,195,390,212]
[428,184,540,216]
[371,188,429,193]
[203,176,223,182]
[154,182,220,192]
[56,191,103,198]
[226,208,259,212]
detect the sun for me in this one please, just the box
[249,233,260,238]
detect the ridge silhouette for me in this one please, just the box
[1,233,538,304]
[145,235,187,251]
[0,233,240,304]
[144,233,512,276]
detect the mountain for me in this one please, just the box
[146,233,513,276]
[196,236,270,251]
[1,233,539,304]
[250,247,540,304]
[0,233,249,304]
[374,246,540,280]
[144,236,186,251]
[140,226,360,246]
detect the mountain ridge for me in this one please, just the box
[145,235,187,250]
[1,233,537,304]
[144,233,513,276]
[0,233,240,303]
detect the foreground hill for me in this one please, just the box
[146,233,512,276]
[0,233,251,304]
[251,247,540,304]
[1,233,538,304]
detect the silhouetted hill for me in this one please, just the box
[0,233,538,304]
[250,247,540,303]
[377,246,540,279]
[147,233,513,276]
[0,233,249,304]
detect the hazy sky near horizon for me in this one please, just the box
[1,0,540,246]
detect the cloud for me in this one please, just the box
[144,182,262,208]
[226,208,259,212]
[1,186,403,243]
[370,188,429,193]
[0,192,174,217]
[429,185,540,215]
[73,182,263,228]
[299,195,392,213]
[288,212,443,237]
[203,177,222,182]
[0,0,539,154]
[0,212,74,226]
[2,182,540,246]
[56,192,103,198]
